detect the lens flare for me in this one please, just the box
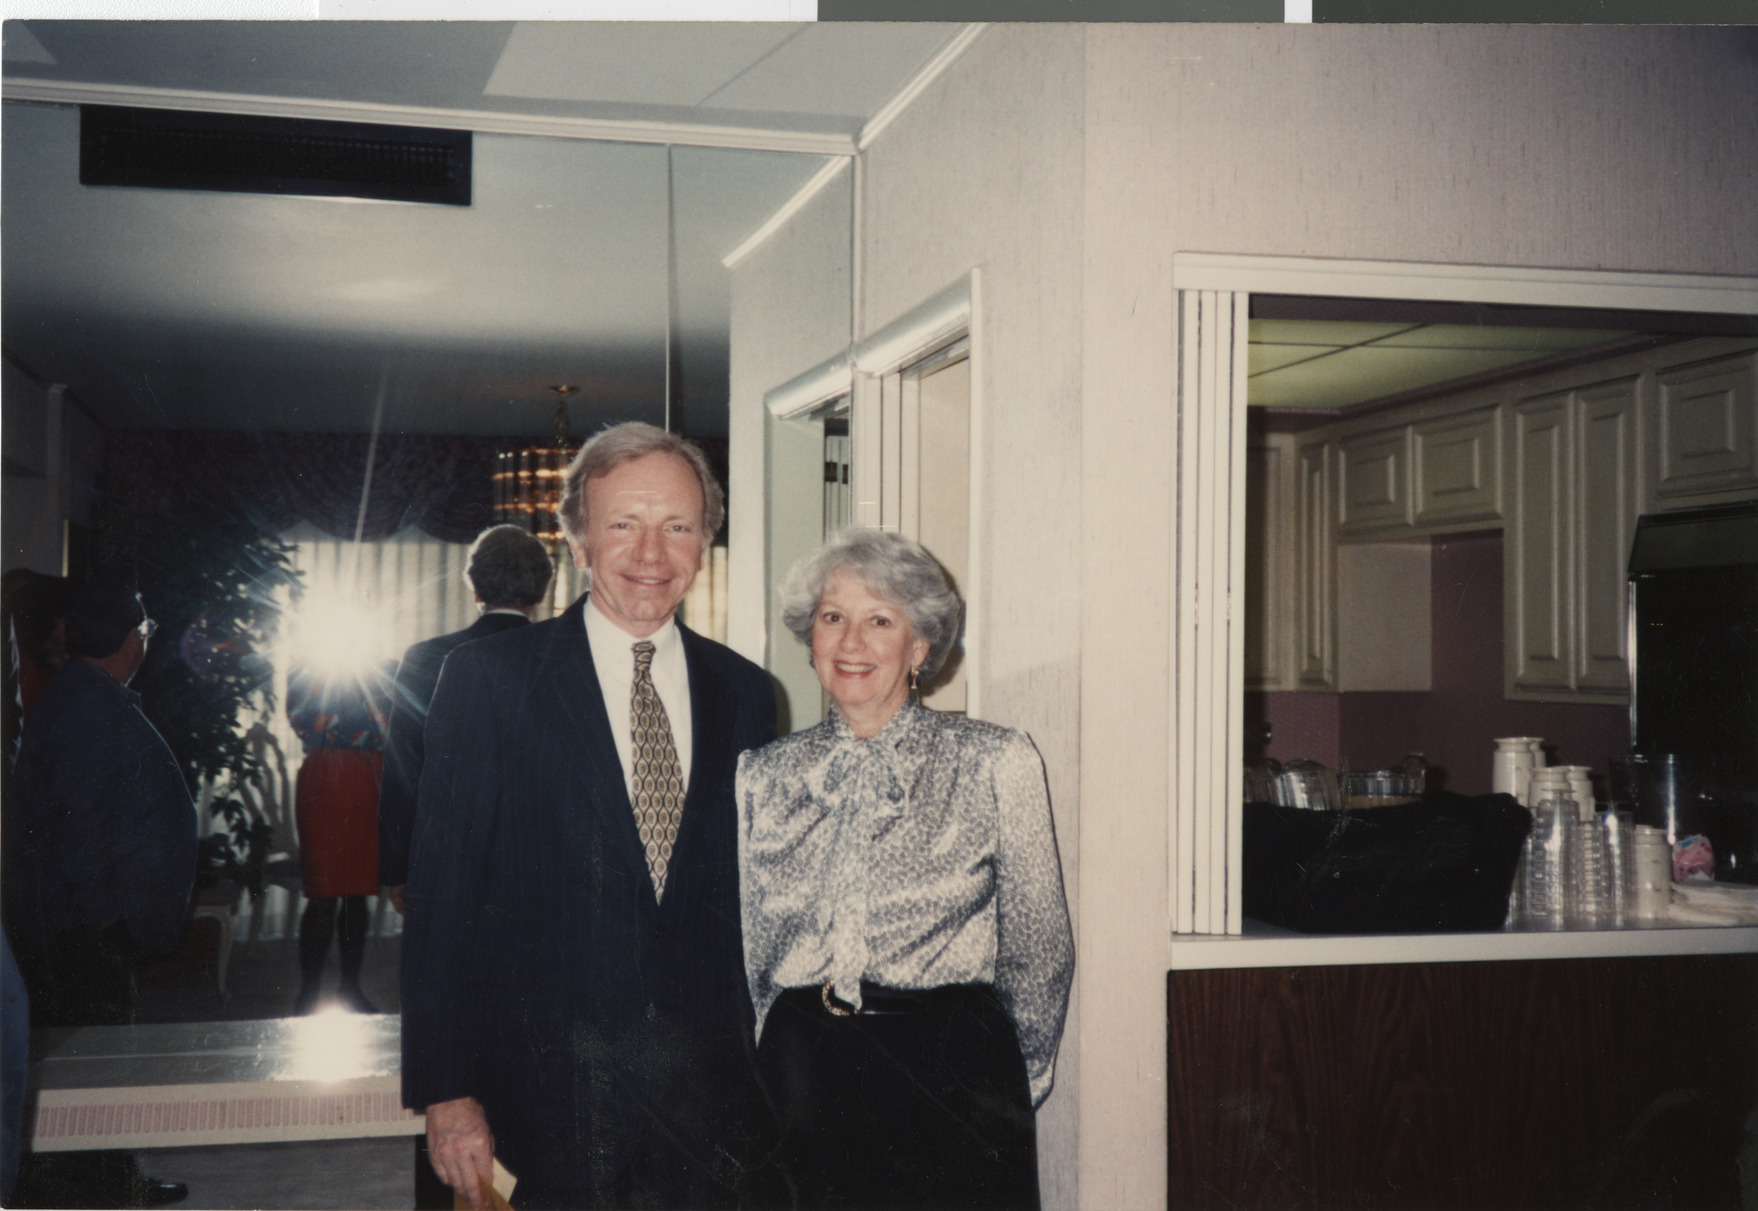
[284,592,393,683]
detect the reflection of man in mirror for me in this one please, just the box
[401,423,776,1210]
[4,585,195,1208]
[378,524,556,917]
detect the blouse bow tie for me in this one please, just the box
[805,711,915,1011]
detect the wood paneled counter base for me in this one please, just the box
[1167,953,1758,1209]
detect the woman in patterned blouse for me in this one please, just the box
[735,529,1073,1211]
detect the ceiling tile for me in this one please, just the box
[1249,344,1342,376]
[13,21,517,111]
[1248,346,1568,409]
[3,23,56,65]
[702,23,960,119]
[1371,324,1634,350]
[483,22,802,108]
[1249,319,1415,346]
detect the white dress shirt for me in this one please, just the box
[583,594,694,801]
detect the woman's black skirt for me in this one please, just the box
[744,983,1038,1211]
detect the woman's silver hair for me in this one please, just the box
[780,529,964,679]
[558,422,725,550]
[466,525,555,609]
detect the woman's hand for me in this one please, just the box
[425,1096,494,1209]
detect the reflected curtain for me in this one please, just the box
[106,431,499,543]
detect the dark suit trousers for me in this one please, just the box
[481,1009,749,1211]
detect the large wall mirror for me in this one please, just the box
[0,21,994,1063]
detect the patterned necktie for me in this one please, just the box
[630,641,685,900]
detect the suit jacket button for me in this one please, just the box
[644,1003,658,1020]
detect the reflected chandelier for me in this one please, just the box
[493,385,581,548]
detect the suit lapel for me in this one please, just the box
[666,625,738,904]
[539,601,738,911]
[528,596,652,889]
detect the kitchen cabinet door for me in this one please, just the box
[1337,426,1411,538]
[1506,392,1574,699]
[1243,436,1293,691]
[1649,348,1758,510]
[1413,405,1501,529]
[1295,439,1336,691]
[1573,378,1638,700]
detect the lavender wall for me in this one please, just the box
[1251,531,1632,796]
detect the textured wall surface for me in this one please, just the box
[727,171,852,679]
[858,24,1088,1209]
[1080,24,1754,1209]
[737,24,1758,1210]
[1092,24,1758,276]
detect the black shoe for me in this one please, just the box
[133,1176,188,1207]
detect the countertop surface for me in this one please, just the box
[31,1013,403,1090]
[1170,920,1758,969]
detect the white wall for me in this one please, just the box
[735,23,1758,1210]
[856,23,1087,1210]
[1088,24,1758,277]
[1077,23,1758,1211]
[726,166,852,732]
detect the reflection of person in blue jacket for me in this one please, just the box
[2,933,27,1204]
[5,585,195,1208]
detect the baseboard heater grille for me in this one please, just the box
[80,104,471,206]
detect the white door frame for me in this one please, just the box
[1168,253,1758,937]
[848,270,986,718]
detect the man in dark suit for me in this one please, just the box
[379,524,554,1209]
[378,523,555,915]
[401,423,776,1211]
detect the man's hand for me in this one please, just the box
[425,1096,494,1210]
[387,884,406,915]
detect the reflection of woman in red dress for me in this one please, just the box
[286,664,391,1014]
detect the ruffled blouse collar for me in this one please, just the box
[824,695,923,745]
[803,698,926,1009]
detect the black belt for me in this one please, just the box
[816,980,981,1017]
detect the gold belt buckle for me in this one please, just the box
[821,980,853,1016]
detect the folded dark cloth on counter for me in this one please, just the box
[1243,791,1531,934]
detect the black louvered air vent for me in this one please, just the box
[80,105,471,206]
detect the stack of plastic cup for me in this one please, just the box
[1566,816,1614,927]
[1631,825,1672,922]
[1528,768,1573,812]
[1556,765,1597,822]
[1521,789,1576,929]
[1493,737,1541,805]
[1596,810,1632,927]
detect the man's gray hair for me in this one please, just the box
[466,525,555,609]
[558,422,724,550]
[779,528,964,679]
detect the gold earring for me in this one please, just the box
[909,667,920,695]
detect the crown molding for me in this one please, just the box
[723,156,850,271]
[853,271,972,376]
[857,23,986,154]
[765,350,852,420]
[1172,253,1758,316]
[2,78,857,157]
